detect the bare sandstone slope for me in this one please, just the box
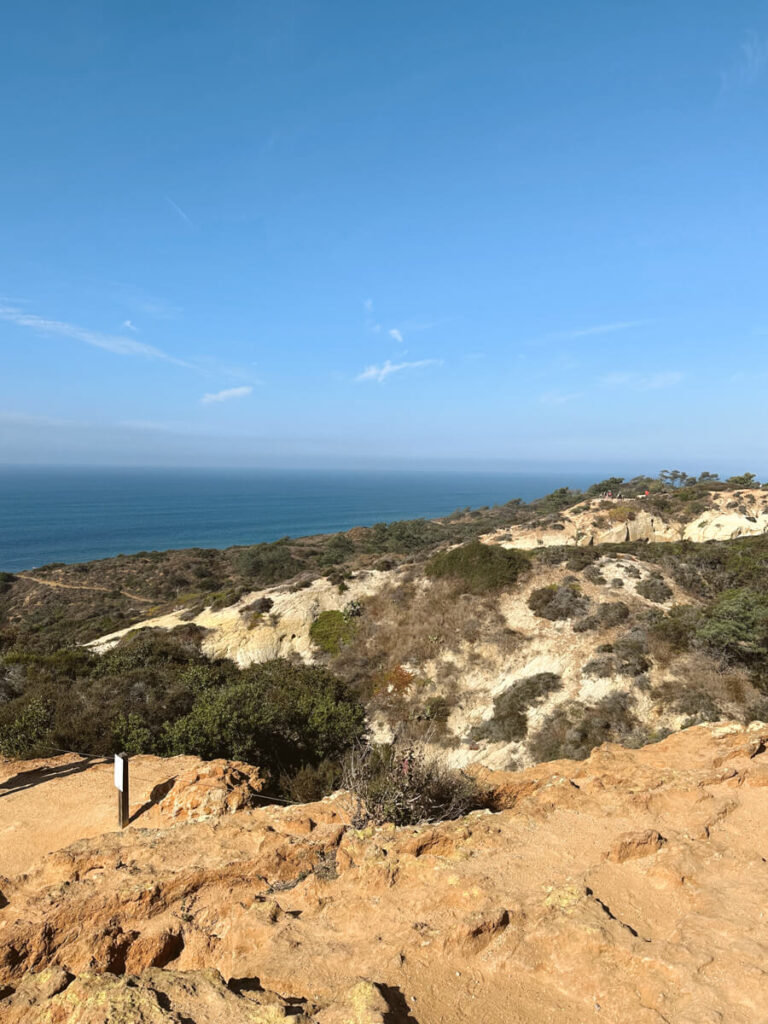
[2,722,768,1022]
[85,569,389,660]
[84,550,728,773]
[482,488,768,548]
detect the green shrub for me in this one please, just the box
[0,697,51,758]
[528,693,646,763]
[573,615,599,633]
[164,660,366,781]
[96,625,205,676]
[582,656,614,678]
[362,519,445,555]
[310,610,356,654]
[342,741,484,827]
[636,576,673,603]
[112,711,153,754]
[528,581,589,620]
[470,673,563,743]
[565,548,602,572]
[425,540,529,594]
[597,602,630,627]
[650,604,702,652]
[318,534,355,567]
[241,596,274,615]
[235,541,303,586]
[208,587,248,611]
[695,588,768,662]
[583,565,607,585]
[613,628,651,675]
[0,572,16,595]
[608,505,636,523]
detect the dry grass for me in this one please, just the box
[652,653,766,722]
[331,578,519,693]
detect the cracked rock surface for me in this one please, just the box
[2,722,768,1022]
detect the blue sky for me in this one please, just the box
[2,1,768,473]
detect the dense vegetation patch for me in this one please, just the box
[470,673,563,743]
[309,609,357,654]
[636,575,673,603]
[425,540,529,594]
[527,580,589,620]
[342,741,484,826]
[165,660,366,780]
[528,693,651,762]
[696,589,768,662]
[0,628,365,798]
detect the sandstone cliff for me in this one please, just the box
[482,488,768,549]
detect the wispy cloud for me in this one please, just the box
[165,196,194,227]
[532,321,646,344]
[112,286,182,320]
[201,385,253,404]
[720,32,768,92]
[0,304,191,366]
[400,317,448,333]
[122,319,138,332]
[0,410,81,428]
[539,389,583,406]
[599,371,683,390]
[389,328,404,343]
[362,298,383,334]
[356,359,442,383]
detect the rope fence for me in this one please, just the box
[16,743,306,812]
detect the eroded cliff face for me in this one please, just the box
[85,570,390,662]
[2,722,768,1023]
[482,488,768,549]
[83,552,720,773]
[78,489,768,780]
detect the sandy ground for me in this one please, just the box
[0,753,186,877]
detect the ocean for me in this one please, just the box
[0,467,597,572]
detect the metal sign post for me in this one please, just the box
[114,752,129,828]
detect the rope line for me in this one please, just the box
[25,744,305,806]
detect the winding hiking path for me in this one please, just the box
[21,575,153,603]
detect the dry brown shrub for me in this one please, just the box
[331,577,517,694]
[371,664,415,696]
[652,653,763,721]
[608,505,636,523]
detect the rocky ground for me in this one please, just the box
[2,722,768,1022]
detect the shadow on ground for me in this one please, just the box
[0,757,107,799]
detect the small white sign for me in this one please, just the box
[114,755,125,792]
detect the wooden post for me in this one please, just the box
[115,752,129,828]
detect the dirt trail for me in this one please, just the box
[0,753,190,875]
[21,574,152,602]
